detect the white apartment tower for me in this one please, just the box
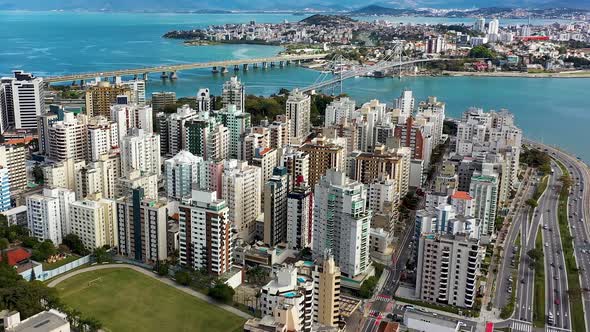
[164,150,204,200]
[395,89,415,120]
[87,116,119,161]
[120,128,161,178]
[313,169,371,277]
[222,160,262,241]
[0,71,45,130]
[222,76,245,111]
[286,89,311,143]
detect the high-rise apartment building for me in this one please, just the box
[164,150,203,200]
[0,167,10,212]
[116,188,168,263]
[26,194,62,245]
[299,136,344,189]
[415,233,481,308]
[312,255,341,327]
[120,128,161,177]
[395,89,414,120]
[47,113,88,162]
[215,104,250,159]
[286,89,311,143]
[469,172,499,237]
[0,144,27,193]
[222,76,245,111]
[324,97,356,127]
[287,181,313,250]
[69,194,118,250]
[281,147,310,190]
[156,105,198,157]
[313,170,371,277]
[87,116,119,161]
[120,79,146,106]
[222,160,262,241]
[350,145,411,197]
[0,71,45,131]
[196,88,211,112]
[85,82,131,118]
[252,147,278,186]
[263,167,289,247]
[260,266,314,332]
[179,190,233,275]
[151,91,176,111]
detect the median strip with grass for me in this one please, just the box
[500,233,520,319]
[533,227,545,328]
[554,158,586,332]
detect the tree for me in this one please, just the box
[93,247,110,263]
[31,240,57,262]
[0,238,9,250]
[208,281,235,304]
[525,198,538,208]
[527,248,543,261]
[174,271,192,286]
[359,276,378,298]
[32,165,44,184]
[468,45,496,59]
[156,261,169,276]
[62,234,89,256]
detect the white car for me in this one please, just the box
[545,242,549,247]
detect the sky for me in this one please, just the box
[1,0,589,11]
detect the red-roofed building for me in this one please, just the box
[0,247,31,266]
[451,190,474,216]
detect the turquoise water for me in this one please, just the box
[1,11,588,161]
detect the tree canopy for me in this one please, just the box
[468,45,496,59]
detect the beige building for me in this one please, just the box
[85,81,131,118]
[298,135,344,189]
[47,113,88,162]
[69,193,118,250]
[312,256,341,327]
[350,145,411,197]
[43,158,86,192]
[0,144,27,193]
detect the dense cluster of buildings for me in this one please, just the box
[0,61,527,330]
[411,106,522,310]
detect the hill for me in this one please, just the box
[300,14,357,26]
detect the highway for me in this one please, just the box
[528,140,590,331]
[542,162,571,330]
[494,181,534,310]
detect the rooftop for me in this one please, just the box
[451,191,473,200]
[6,310,69,332]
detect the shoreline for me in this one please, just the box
[442,70,590,78]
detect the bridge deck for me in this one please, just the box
[45,53,328,83]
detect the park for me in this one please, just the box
[55,268,245,332]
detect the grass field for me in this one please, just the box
[56,268,245,332]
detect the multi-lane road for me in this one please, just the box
[521,140,590,331]
[489,139,589,331]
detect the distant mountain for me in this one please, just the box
[350,5,425,15]
[1,0,589,11]
[300,14,357,25]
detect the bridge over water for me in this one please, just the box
[300,58,451,93]
[44,53,329,84]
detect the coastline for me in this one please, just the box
[442,70,590,78]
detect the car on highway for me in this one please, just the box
[555,299,561,305]
[545,242,549,247]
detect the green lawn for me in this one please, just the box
[56,268,245,332]
[42,254,80,270]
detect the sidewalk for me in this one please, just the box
[47,263,253,319]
